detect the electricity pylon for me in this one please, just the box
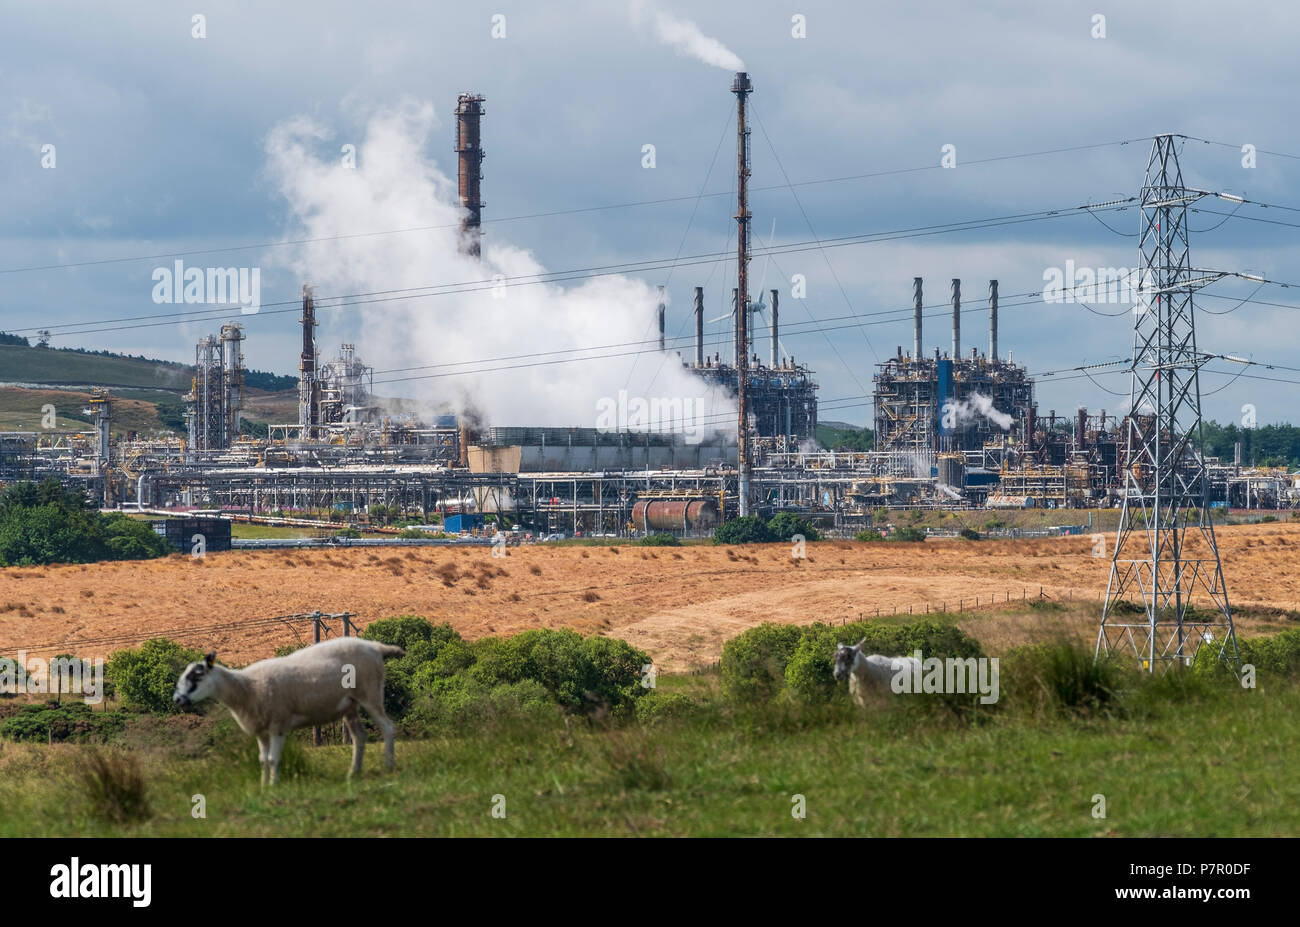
[1096,135,1241,673]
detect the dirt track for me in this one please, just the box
[2,522,1298,670]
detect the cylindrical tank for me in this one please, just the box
[632,499,720,533]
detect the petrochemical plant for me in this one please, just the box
[1,75,1295,538]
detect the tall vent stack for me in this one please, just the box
[769,288,779,367]
[693,287,704,366]
[454,93,486,258]
[299,284,319,439]
[732,70,754,516]
[951,278,961,359]
[989,279,999,361]
[913,277,923,358]
[657,286,666,351]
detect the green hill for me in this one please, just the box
[0,344,192,391]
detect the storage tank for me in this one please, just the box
[632,499,720,533]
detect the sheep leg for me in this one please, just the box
[343,710,365,778]
[360,697,396,771]
[257,734,270,788]
[267,732,286,786]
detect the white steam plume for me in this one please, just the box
[629,0,745,71]
[263,100,734,434]
[946,393,1013,430]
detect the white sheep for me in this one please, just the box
[173,637,405,786]
[832,639,923,709]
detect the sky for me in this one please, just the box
[3,0,1299,429]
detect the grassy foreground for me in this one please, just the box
[1,673,1296,837]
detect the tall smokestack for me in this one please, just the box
[913,277,923,358]
[732,70,753,517]
[656,286,666,351]
[454,93,486,258]
[950,278,961,359]
[731,288,739,361]
[769,288,779,367]
[299,284,319,439]
[989,279,999,361]
[693,287,704,366]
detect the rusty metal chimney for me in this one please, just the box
[989,279,999,361]
[732,70,753,517]
[769,288,779,367]
[657,286,666,351]
[693,287,704,366]
[454,93,486,258]
[951,278,961,359]
[913,277,923,358]
[299,284,319,439]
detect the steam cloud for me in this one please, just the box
[946,393,1013,430]
[629,0,745,71]
[263,100,735,433]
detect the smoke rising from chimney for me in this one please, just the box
[263,100,734,431]
[629,1,745,71]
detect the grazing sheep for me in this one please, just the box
[173,637,405,786]
[833,639,923,708]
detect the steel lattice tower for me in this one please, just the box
[1096,135,1241,672]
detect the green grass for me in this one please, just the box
[0,344,192,391]
[2,672,1295,837]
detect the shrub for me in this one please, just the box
[854,529,883,542]
[721,622,804,702]
[713,515,771,545]
[638,532,680,547]
[106,638,205,714]
[889,527,927,543]
[634,690,707,725]
[958,527,981,541]
[784,619,984,704]
[0,701,127,743]
[362,616,464,717]
[766,511,821,543]
[1238,628,1300,678]
[99,513,170,559]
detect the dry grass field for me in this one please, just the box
[3,521,1299,669]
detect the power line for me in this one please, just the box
[0,135,1151,278]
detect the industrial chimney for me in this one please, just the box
[454,93,486,258]
[913,277,923,358]
[693,287,704,366]
[951,278,961,359]
[657,286,666,351]
[769,289,779,367]
[299,284,319,439]
[989,279,999,361]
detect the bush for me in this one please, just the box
[0,701,128,743]
[766,512,821,543]
[713,515,771,545]
[1238,628,1300,678]
[99,513,170,559]
[889,527,927,543]
[854,529,883,542]
[784,619,984,704]
[958,527,981,541]
[638,532,680,547]
[362,616,464,718]
[721,622,805,702]
[634,689,708,725]
[106,638,205,714]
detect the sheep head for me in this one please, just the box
[173,652,218,707]
[832,638,869,682]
